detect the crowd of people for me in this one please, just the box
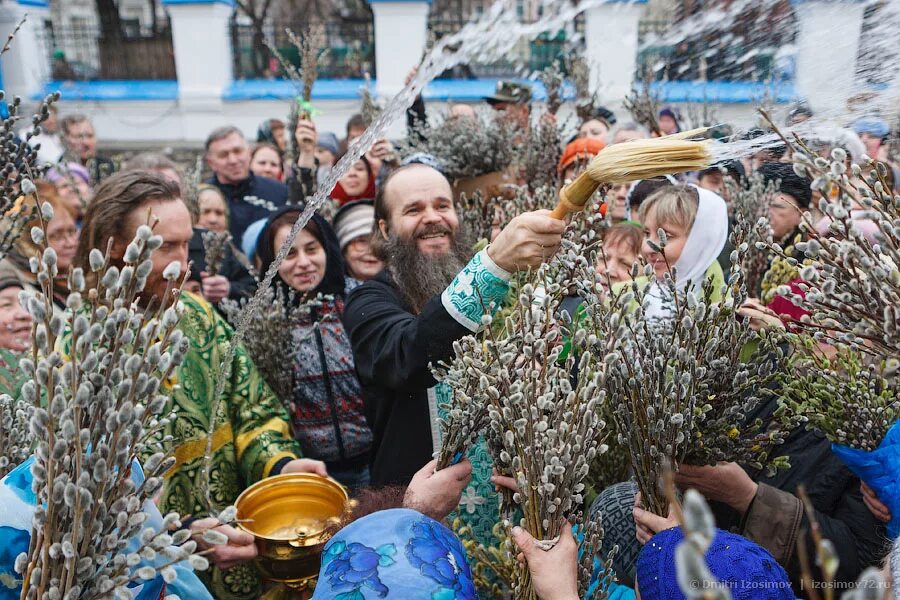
[0,77,898,600]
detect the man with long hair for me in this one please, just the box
[74,170,325,600]
[343,163,566,486]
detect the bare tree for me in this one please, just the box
[236,0,276,76]
[95,0,123,42]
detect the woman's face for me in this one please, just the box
[596,240,639,288]
[55,179,91,217]
[642,209,689,280]
[275,226,327,293]
[250,147,283,181]
[272,126,287,152]
[339,161,370,197]
[0,287,31,352]
[578,119,609,140]
[45,209,79,273]
[607,184,629,221]
[198,190,228,233]
[343,236,382,281]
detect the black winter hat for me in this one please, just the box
[757,162,813,209]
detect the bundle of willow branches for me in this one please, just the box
[622,73,662,137]
[400,111,519,181]
[779,342,898,452]
[725,171,779,295]
[764,147,899,360]
[0,91,60,260]
[12,197,225,598]
[456,186,557,249]
[576,237,791,515]
[219,286,306,402]
[200,230,231,277]
[0,392,30,478]
[757,135,900,453]
[434,242,611,600]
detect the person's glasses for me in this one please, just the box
[47,226,78,243]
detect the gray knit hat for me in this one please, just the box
[332,199,375,250]
[589,480,640,587]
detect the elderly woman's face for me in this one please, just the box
[0,287,31,352]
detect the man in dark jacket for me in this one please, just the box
[342,163,566,486]
[204,125,288,246]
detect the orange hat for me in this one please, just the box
[558,138,605,174]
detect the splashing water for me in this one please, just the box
[638,0,899,122]
[201,0,623,505]
[709,120,867,164]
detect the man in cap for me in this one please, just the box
[485,80,533,128]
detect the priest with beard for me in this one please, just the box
[343,163,566,486]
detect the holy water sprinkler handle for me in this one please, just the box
[551,171,602,220]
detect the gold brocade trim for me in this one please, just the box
[264,451,298,478]
[167,423,234,477]
[234,418,291,459]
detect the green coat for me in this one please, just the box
[62,292,302,600]
[161,293,302,600]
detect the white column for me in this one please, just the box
[162,0,234,139]
[0,0,51,99]
[369,0,430,98]
[793,0,865,117]
[584,0,646,104]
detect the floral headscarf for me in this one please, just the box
[312,508,477,599]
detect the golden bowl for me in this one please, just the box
[236,473,350,588]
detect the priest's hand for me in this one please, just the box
[488,210,566,272]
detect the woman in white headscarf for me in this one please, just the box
[636,184,729,320]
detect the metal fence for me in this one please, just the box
[230,19,375,80]
[426,13,584,79]
[39,20,176,80]
[635,13,795,82]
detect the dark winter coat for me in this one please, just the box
[206,173,288,246]
[342,269,471,485]
[711,394,887,594]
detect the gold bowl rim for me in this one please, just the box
[235,473,350,542]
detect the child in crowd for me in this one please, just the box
[596,222,643,291]
[333,199,384,288]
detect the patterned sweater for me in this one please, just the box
[290,296,373,467]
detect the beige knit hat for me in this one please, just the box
[333,199,375,250]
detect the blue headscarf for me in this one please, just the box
[312,508,476,599]
[0,457,212,600]
[832,419,900,538]
[636,527,793,600]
